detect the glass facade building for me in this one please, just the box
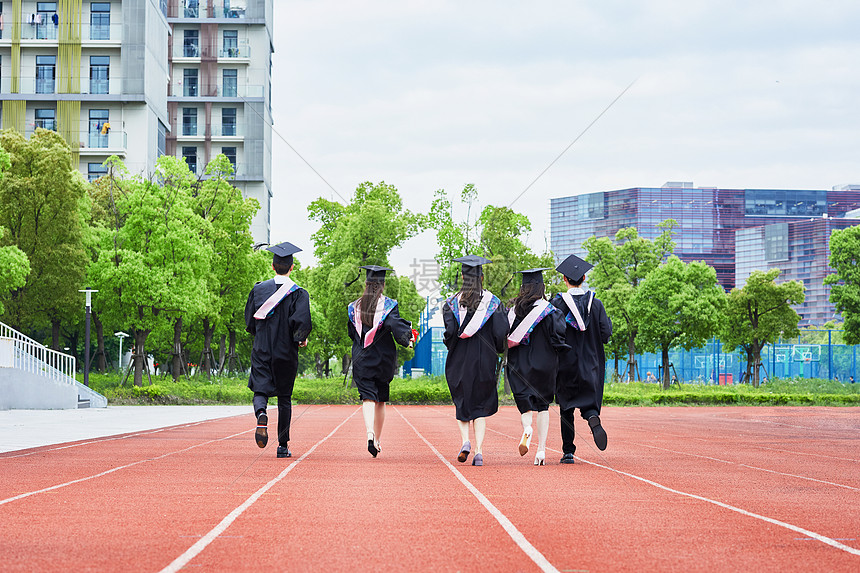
[550,183,860,326]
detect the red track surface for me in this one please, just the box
[2,406,859,572]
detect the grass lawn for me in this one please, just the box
[85,373,860,407]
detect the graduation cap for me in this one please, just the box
[265,242,302,258]
[518,267,551,285]
[556,254,593,283]
[360,265,392,282]
[453,255,492,277]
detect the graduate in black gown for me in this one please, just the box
[443,256,508,466]
[505,268,569,465]
[550,254,612,463]
[245,242,312,458]
[347,266,414,457]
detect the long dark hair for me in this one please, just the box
[457,273,483,312]
[360,280,385,327]
[509,282,546,319]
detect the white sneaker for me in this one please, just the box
[518,426,533,456]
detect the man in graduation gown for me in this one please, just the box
[245,242,312,458]
[550,254,612,463]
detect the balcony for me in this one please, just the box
[210,124,243,138]
[1,76,121,96]
[82,24,123,43]
[78,131,128,156]
[219,44,250,59]
[168,84,264,99]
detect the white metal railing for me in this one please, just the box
[0,322,76,385]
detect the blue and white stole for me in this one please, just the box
[446,290,500,339]
[560,288,593,331]
[253,276,300,320]
[507,299,555,348]
[348,296,398,348]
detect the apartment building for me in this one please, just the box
[0,0,272,242]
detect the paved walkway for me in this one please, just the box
[0,405,249,453]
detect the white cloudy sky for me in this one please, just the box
[269,0,860,281]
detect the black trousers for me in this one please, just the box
[559,406,600,455]
[253,393,292,446]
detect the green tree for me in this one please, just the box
[721,269,804,387]
[584,221,676,381]
[630,256,726,389]
[429,185,556,299]
[0,227,30,316]
[825,225,860,345]
[89,156,210,386]
[0,129,88,346]
[305,181,425,376]
[192,154,266,378]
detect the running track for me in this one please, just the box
[2,406,858,572]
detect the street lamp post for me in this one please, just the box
[79,288,98,387]
[114,331,129,373]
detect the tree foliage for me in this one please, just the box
[825,225,860,345]
[0,129,88,344]
[631,256,725,388]
[721,269,804,387]
[584,221,676,381]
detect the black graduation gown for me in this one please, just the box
[443,301,508,421]
[506,307,569,413]
[347,302,413,402]
[245,279,312,397]
[550,291,612,416]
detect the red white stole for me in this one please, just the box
[253,276,298,320]
[561,288,593,331]
[507,299,553,348]
[353,296,388,348]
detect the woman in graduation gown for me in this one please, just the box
[347,266,414,457]
[505,268,569,466]
[443,256,508,467]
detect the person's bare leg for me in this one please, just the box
[362,400,378,457]
[534,410,549,465]
[373,402,385,450]
[519,411,533,456]
[474,417,486,454]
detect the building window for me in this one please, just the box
[182,146,197,174]
[34,108,56,131]
[222,146,236,171]
[223,0,246,18]
[182,108,197,136]
[90,2,110,40]
[35,55,56,94]
[0,3,4,40]
[183,68,198,97]
[221,108,236,136]
[184,0,198,18]
[157,120,167,158]
[764,223,789,262]
[88,109,109,148]
[89,56,109,94]
[36,2,58,40]
[222,69,237,97]
[222,30,238,57]
[183,29,199,57]
[88,162,108,182]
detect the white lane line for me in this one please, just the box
[396,407,560,573]
[159,407,359,573]
[632,443,860,491]
[489,426,860,558]
[0,429,250,506]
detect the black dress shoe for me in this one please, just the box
[255,412,268,448]
[276,445,292,458]
[560,453,575,464]
[588,416,607,451]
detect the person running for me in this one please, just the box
[246,242,312,459]
[550,254,612,464]
[347,265,414,457]
[505,268,569,466]
[443,255,508,466]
